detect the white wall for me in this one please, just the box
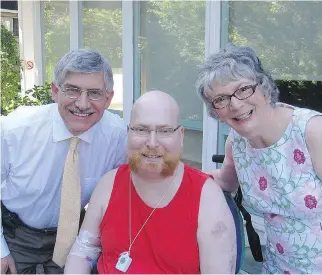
[18,0,44,93]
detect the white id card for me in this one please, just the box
[115,252,132,272]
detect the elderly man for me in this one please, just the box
[64,90,236,274]
[1,49,127,274]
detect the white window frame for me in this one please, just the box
[69,0,83,50]
[202,0,220,172]
[122,0,134,125]
[18,0,45,92]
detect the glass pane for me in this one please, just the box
[134,1,206,169]
[12,18,19,37]
[227,1,322,111]
[44,0,70,83]
[82,1,123,117]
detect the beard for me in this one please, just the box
[128,148,181,178]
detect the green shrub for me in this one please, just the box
[1,24,53,115]
[1,24,21,115]
[3,83,53,115]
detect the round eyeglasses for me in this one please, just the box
[211,84,258,109]
[128,125,181,138]
[60,86,107,101]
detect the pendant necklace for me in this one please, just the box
[115,169,179,272]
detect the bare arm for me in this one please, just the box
[306,116,322,180]
[64,169,117,274]
[198,178,237,274]
[211,137,239,192]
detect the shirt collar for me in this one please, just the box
[52,104,97,144]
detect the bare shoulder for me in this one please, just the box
[89,168,119,214]
[305,115,322,179]
[201,177,227,203]
[305,115,322,143]
[197,177,236,273]
[199,177,233,221]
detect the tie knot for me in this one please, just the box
[70,137,80,151]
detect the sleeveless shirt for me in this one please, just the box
[97,164,210,274]
[231,104,322,274]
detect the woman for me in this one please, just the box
[196,44,322,274]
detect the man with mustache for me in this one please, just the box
[1,49,127,274]
[64,90,236,274]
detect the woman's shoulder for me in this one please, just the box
[289,104,322,131]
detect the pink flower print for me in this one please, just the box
[284,139,312,174]
[276,242,284,254]
[293,180,322,217]
[251,165,273,202]
[259,176,267,191]
[293,149,305,164]
[304,195,318,209]
[264,213,285,227]
[311,222,322,244]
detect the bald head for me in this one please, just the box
[128,90,183,178]
[131,90,180,125]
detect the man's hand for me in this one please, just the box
[1,254,17,274]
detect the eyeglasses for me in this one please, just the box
[211,84,258,109]
[128,125,181,138]
[60,85,107,101]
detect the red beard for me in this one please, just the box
[128,149,181,177]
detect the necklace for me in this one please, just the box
[115,168,179,272]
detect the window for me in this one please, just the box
[43,0,70,82]
[82,1,123,116]
[12,17,18,37]
[134,1,206,169]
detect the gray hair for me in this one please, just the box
[53,49,114,92]
[196,44,279,116]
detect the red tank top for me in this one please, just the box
[97,164,210,274]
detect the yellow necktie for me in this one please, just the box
[52,137,81,267]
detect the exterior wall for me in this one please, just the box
[18,0,44,93]
[0,10,18,34]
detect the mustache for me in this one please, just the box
[140,149,163,156]
[68,108,95,114]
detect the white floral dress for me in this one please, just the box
[230,104,322,274]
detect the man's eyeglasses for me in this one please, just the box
[211,83,258,109]
[60,85,107,101]
[128,125,181,138]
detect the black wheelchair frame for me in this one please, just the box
[212,154,263,262]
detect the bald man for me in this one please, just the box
[64,91,236,274]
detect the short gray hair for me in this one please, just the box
[196,44,279,116]
[53,49,114,92]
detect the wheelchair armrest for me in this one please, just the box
[212,154,225,164]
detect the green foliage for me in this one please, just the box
[150,1,206,63]
[1,24,21,115]
[1,83,52,115]
[43,0,123,81]
[227,1,322,81]
[25,83,53,105]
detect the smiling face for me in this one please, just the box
[207,79,271,137]
[52,72,113,136]
[128,91,184,178]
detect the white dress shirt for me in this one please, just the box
[0,103,127,257]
